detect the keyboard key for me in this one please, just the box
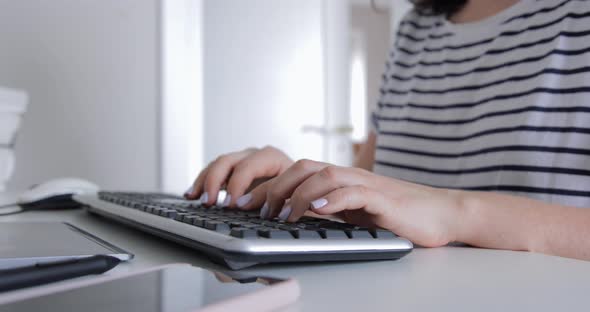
[256,227,295,239]
[292,229,322,239]
[184,216,206,227]
[240,222,260,229]
[192,217,207,227]
[190,210,208,217]
[229,221,258,228]
[174,212,190,222]
[348,230,374,239]
[157,209,168,216]
[130,203,145,211]
[276,224,298,231]
[182,215,198,225]
[230,227,259,239]
[151,207,165,215]
[204,220,230,232]
[322,229,349,239]
[162,210,177,218]
[372,229,397,239]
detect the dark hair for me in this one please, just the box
[412,0,468,17]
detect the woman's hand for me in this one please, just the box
[261,159,465,247]
[184,146,293,208]
[186,150,465,247]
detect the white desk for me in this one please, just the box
[1,193,589,311]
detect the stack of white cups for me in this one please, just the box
[0,86,28,192]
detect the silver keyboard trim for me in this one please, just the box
[74,194,413,255]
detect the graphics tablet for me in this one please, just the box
[0,222,133,269]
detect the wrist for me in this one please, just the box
[446,189,479,244]
[447,190,540,252]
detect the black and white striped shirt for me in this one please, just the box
[372,0,590,207]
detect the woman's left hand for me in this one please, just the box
[240,159,466,247]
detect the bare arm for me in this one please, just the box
[353,131,377,171]
[456,191,590,260]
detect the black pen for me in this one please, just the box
[0,255,121,292]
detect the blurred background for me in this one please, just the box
[0,0,411,193]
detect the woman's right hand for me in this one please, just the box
[184,146,293,210]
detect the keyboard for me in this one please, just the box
[75,192,413,269]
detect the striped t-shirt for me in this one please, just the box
[372,0,590,208]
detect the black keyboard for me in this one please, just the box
[75,191,413,269]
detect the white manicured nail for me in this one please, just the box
[260,202,269,219]
[222,194,231,207]
[199,192,209,203]
[184,185,195,197]
[278,205,292,221]
[236,193,252,208]
[311,198,328,209]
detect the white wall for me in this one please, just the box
[350,5,391,136]
[0,0,160,191]
[202,0,325,164]
[160,0,203,193]
[0,0,403,192]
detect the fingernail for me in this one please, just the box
[184,185,195,197]
[260,202,269,219]
[222,194,231,207]
[199,192,209,203]
[311,198,328,209]
[278,205,292,221]
[236,193,252,208]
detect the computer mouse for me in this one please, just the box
[17,177,100,210]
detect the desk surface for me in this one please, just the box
[1,193,589,311]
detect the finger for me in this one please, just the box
[308,185,387,219]
[236,179,272,212]
[265,159,329,219]
[225,148,289,208]
[202,149,255,206]
[245,177,270,194]
[284,166,371,222]
[185,166,209,199]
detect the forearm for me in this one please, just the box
[353,132,376,171]
[454,190,590,260]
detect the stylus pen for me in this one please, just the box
[0,255,121,292]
